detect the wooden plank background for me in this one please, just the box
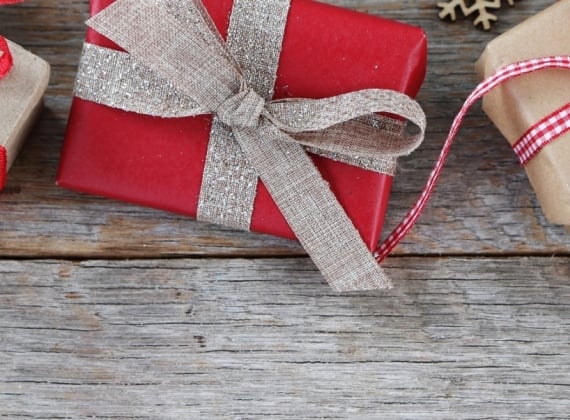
[1,0,569,418]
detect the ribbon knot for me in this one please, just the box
[216,84,265,129]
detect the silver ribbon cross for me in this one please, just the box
[78,0,426,291]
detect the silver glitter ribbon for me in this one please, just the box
[197,0,291,230]
[78,0,426,291]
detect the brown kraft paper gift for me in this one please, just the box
[476,0,570,225]
[0,40,50,190]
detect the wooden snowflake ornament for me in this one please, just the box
[438,0,517,30]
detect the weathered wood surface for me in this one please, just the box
[1,258,569,418]
[0,0,568,257]
[0,0,569,418]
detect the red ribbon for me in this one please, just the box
[0,0,23,80]
[0,36,14,79]
[375,56,570,262]
[0,146,6,190]
[1,0,23,189]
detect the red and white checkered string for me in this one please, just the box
[0,0,23,80]
[375,56,570,263]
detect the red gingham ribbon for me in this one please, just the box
[0,146,7,190]
[375,56,570,262]
[0,0,23,80]
[513,102,570,166]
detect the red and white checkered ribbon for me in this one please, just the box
[375,56,570,262]
[513,102,570,166]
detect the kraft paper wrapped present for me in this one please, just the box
[476,0,570,225]
[0,40,50,190]
[57,0,428,290]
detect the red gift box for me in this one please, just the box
[57,0,427,249]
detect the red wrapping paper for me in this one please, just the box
[57,0,427,248]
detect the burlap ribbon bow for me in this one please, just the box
[77,0,426,291]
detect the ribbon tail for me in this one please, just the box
[234,121,391,292]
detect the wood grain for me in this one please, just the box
[1,257,569,418]
[0,0,568,258]
[0,1,569,418]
